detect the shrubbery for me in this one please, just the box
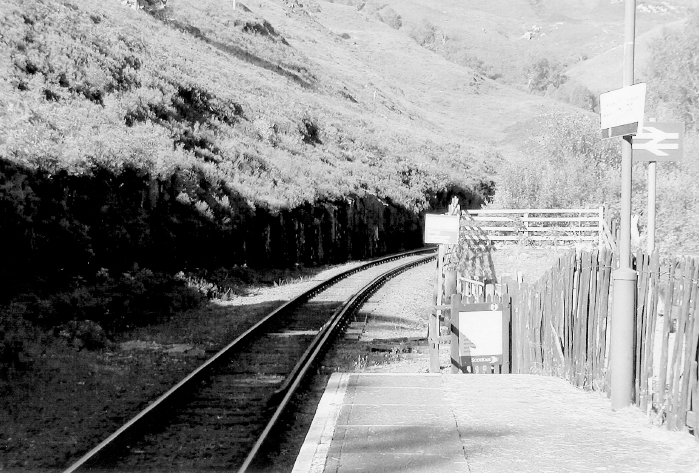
[524,57,566,93]
[0,265,204,370]
[0,0,487,211]
[374,5,402,30]
[9,266,204,333]
[407,18,439,47]
[550,81,597,112]
[491,113,621,210]
[645,9,699,133]
[0,0,494,364]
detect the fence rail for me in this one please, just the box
[468,207,614,248]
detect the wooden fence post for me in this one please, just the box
[657,258,676,413]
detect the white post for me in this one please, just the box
[647,163,656,254]
[599,206,605,248]
[647,118,657,254]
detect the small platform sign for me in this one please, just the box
[632,122,685,162]
[450,296,511,374]
[424,214,460,245]
[458,303,503,365]
[599,83,646,139]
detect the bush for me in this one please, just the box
[408,19,438,47]
[376,6,402,30]
[566,84,597,111]
[491,113,621,210]
[550,82,597,111]
[0,303,36,372]
[645,10,699,132]
[524,58,566,93]
[19,266,205,333]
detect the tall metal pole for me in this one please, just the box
[647,163,656,253]
[610,0,638,410]
[646,119,657,254]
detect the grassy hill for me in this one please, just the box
[566,18,687,95]
[2,0,688,212]
[1,0,697,332]
[0,0,587,293]
[370,0,692,88]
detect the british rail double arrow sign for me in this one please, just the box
[632,122,685,162]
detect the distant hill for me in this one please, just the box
[565,18,686,95]
[367,0,691,87]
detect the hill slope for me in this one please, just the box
[1,0,695,281]
[565,18,687,95]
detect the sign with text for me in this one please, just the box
[632,122,685,162]
[458,304,503,365]
[599,83,646,139]
[450,296,511,374]
[424,214,460,245]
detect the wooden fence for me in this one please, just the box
[468,207,616,250]
[635,253,698,434]
[502,250,699,436]
[502,249,613,390]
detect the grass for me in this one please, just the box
[0,276,318,470]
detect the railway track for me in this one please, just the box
[63,248,436,473]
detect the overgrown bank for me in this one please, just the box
[0,0,495,359]
[0,156,485,350]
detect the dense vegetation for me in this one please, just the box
[491,9,699,257]
[0,0,495,359]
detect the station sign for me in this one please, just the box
[424,214,460,245]
[632,122,685,162]
[599,83,646,139]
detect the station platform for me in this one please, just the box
[292,373,699,473]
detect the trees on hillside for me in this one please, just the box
[491,113,621,210]
[524,58,566,93]
[492,7,699,258]
[640,10,699,256]
[645,9,699,132]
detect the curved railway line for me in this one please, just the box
[63,248,436,473]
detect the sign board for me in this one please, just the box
[632,122,685,162]
[458,303,503,364]
[424,214,460,245]
[599,83,646,139]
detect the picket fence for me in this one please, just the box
[501,250,699,436]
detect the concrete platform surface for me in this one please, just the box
[292,373,699,473]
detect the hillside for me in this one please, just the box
[1,0,696,292]
[0,0,596,293]
[370,0,692,89]
[566,18,687,95]
[0,0,694,307]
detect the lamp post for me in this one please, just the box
[610,0,638,410]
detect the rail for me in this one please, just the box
[237,252,435,472]
[62,247,436,473]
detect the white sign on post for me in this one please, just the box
[599,83,647,139]
[424,214,460,245]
